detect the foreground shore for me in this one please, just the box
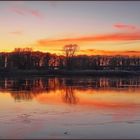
[0,69,139,77]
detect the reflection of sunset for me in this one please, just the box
[35,90,63,105]
[0,77,140,103]
[35,89,140,109]
[35,89,140,121]
[0,76,140,122]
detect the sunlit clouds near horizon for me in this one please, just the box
[0,1,140,56]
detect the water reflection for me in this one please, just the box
[0,76,140,139]
[0,76,140,104]
[62,86,78,104]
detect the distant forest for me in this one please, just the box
[0,45,140,71]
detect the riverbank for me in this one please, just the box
[0,69,139,77]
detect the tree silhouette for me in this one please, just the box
[63,44,79,70]
[0,47,140,71]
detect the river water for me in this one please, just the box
[0,76,140,139]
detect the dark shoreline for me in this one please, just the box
[0,69,139,77]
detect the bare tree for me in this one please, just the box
[63,44,79,69]
[63,44,78,58]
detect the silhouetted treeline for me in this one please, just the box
[0,48,140,71]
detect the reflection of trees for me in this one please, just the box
[10,91,38,101]
[0,77,66,101]
[0,77,140,101]
[64,77,140,89]
[62,86,78,104]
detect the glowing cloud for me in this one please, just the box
[114,23,137,30]
[37,31,140,46]
[78,49,140,56]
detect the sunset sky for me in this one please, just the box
[0,1,140,55]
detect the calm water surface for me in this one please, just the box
[0,76,140,139]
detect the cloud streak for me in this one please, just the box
[10,6,43,19]
[37,31,140,46]
[114,23,137,30]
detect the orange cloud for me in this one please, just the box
[78,49,140,56]
[10,6,43,19]
[114,23,137,30]
[37,31,140,46]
